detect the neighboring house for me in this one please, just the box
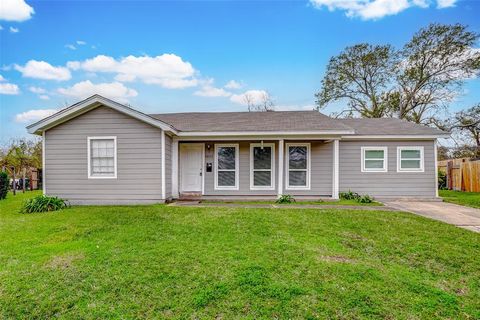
[27,95,449,204]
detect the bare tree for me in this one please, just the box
[244,91,275,112]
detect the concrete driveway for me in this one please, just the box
[384,200,480,233]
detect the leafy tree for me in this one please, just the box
[396,24,480,124]
[451,104,480,158]
[316,44,397,118]
[316,23,480,126]
[0,138,42,194]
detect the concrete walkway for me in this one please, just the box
[384,200,480,233]
[170,201,396,211]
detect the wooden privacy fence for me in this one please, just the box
[438,158,480,192]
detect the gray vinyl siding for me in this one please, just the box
[164,134,172,199]
[283,141,333,196]
[197,140,332,196]
[45,106,164,203]
[203,141,279,196]
[339,140,436,198]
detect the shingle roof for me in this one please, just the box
[338,118,448,136]
[150,110,448,136]
[150,111,353,132]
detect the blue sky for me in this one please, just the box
[1,0,479,143]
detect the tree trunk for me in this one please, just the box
[22,167,26,193]
[12,168,16,196]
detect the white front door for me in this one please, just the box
[180,144,203,193]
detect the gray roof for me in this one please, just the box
[150,110,448,136]
[338,118,447,136]
[150,111,353,132]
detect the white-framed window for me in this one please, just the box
[286,143,310,190]
[250,143,275,190]
[87,136,117,179]
[361,147,388,172]
[397,146,424,172]
[214,144,239,190]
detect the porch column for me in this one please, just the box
[172,138,179,199]
[332,139,339,199]
[161,130,166,200]
[278,139,284,197]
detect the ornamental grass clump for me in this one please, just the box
[20,195,69,213]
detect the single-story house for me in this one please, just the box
[27,94,449,204]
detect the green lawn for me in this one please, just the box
[440,190,480,209]
[1,192,479,319]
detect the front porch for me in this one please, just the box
[170,138,340,200]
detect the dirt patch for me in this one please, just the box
[319,255,356,263]
[45,253,84,270]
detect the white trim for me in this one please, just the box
[277,139,284,197]
[172,138,179,198]
[249,143,275,190]
[87,136,117,179]
[285,143,311,190]
[397,146,425,173]
[175,135,345,141]
[342,135,449,140]
[361,147,388,173]
[177,130,354,137]
[27,95,177,135]
[42,130,46,195]
[332,140,339,199]
[161,131,166,199]
[434,140,439,197]
[214,143,239,191]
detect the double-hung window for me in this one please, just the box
[215,144,239,190]
[397,147,424,172]
[286,143,310,189]
[250,143,275,190]
[361,147,388,172]
[88,136,117,179]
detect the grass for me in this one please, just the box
[440,190,480,209]
[201,199,383,206]
[1,191,479,319]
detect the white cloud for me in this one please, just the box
[275,104,316,111]
[39,94,49,100]
[57,80,138,103]
[0,25,3,30]
[224,80,242,90]
[0,82,20,94]
[310,0,457,20]
[437,0,456,8]
[76,40,86,45]
[194,78,231,97]
[28,86,46,94]
[65,44,76,50]
[195,86,231,97]
[230,90,269,105]
[0,74,20,94]
[15,60,71,81]
[15,109,57,123]
[0,0,34,22]
[9,26,19,33]
[68,54,198,89]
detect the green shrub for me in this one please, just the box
[276,194,295,204]
[357,195,374,203]
[438,170,447,190]
[340,190,374,204]
[339,190,360,200]
[0,172,8,200]
[20,195,69,213]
